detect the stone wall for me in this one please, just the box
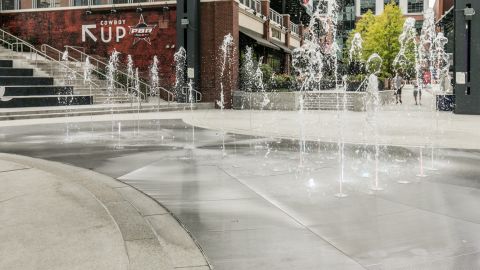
[233,90,396,111]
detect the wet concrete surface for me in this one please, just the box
[1,119,480,270]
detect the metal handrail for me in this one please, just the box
[40,44,145,103]
[239,0,261,14]
[40,44,79,63]
[0,28,100,89]
[269,8,283,26]
[182,86,202,102]
[65,45,175,103]
[0,38,13,50]
[291,23,300,36]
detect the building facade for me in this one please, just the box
[434,0,454,53]
[0,0,307,108]
[355,0,429,29]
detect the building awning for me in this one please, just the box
[239,26,279,50]
[271,39,292,54]
[436,6,454,25]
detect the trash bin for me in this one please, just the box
[436,94,455,111]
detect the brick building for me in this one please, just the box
[434,0,454,53]
[0,0,306,108]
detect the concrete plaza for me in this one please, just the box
[1,89,480,269]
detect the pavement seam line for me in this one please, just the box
[218,165,370,270]
[0,167,31,173]
[116,178,214,270]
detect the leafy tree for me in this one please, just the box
[363,3,405,78]
[344,10,375,59]
[353,10,376,37]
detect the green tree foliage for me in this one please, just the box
[345,3,405,78]
[363,3,405,77]
[344,10,375,60]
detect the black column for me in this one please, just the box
[176,0,200,102]
[455,0,480,114]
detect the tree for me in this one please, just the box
[353,10,376,37]
[345,10,375,57]
[343,10,375,76]
[363,3,405,78]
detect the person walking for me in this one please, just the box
[413,81,422,105]
[393,73,404,104]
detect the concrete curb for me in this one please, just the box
[0,153,212,270]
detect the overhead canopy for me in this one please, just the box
[239,26,279,50]
[271,39,292,54]
[437,6,454,25]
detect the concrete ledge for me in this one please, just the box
[0,153,211,270]
[233,90,396,111]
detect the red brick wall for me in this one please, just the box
[0,6,177,87]
[200,0,239,108]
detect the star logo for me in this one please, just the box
[128,14,157,45]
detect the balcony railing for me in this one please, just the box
[238,0,261,14]
[1,0,166,11]
[269,8,283,27]
[291,23,299,36]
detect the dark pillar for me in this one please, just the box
[454,0,480,114]
[261,0,270,64]
[176,0,200,102]
[283,14,291,75]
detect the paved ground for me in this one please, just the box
[0,153,210,270]
[1,88,476,149]
[1,111,480,270]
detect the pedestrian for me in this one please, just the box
[393,73,404,104]
[413,81,422,105]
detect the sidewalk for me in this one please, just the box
[0,153,210,270]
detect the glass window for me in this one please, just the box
[384,0,399,6]
[360,0,375,14]
[1,0,15,10]
[272,29,281,40]
[408,0,424,13]
[415,20,423,33]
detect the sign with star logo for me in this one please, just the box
[128,14,157,45]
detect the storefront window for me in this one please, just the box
[360,0,375,15]
[408,0,424,13]
[384,0,400,6]
[2,0,16,10]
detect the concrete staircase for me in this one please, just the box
[0,47,132,105]
[0,102,214,121]
[0,44,216,120]
[0,59,92,108]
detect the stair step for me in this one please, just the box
[0,60,13,68]
[0,76,54,85]
[3,85,74,96]
[0,68,34,76]
[0,95,92,108]
[0,103,214,120]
